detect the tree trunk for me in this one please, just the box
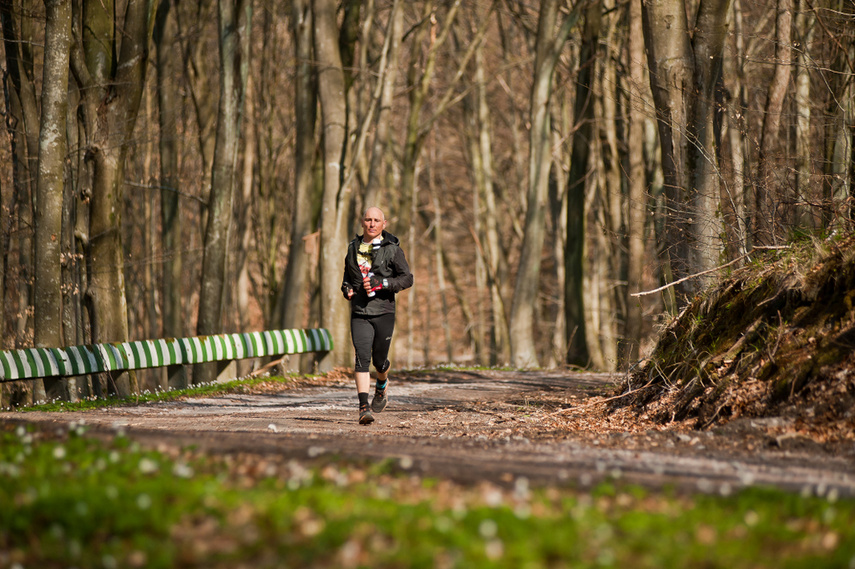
[461,25,510,366]
[475,42,510,366]
[1,0,39,356]
[195,0,251,384]
[71,0,153,396]
[755,0,793,246]
[547,118,567,369]
[792,4,816,229]
[722,0,749,259]
[236,73,255,339]
[429,149,455,362]
[562,1,596,368]
[510,0,576,368]
[641,0,695,303]
[364,0,403,209]
[313,0,351,371]
[624,0,648,363]
[593,1,619,371]
[33,0,71,401]
[277,0,316,336]
[642,0,732,303]
[399,0,464,231]
[818,0,855,230]
[154,0,187,388]
[688,0,732,276]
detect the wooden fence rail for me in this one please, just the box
[0,328,333,382]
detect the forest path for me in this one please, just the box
[5,370,854,497]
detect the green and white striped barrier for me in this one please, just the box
[0,328,333,382]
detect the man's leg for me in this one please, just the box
[355,371,371,393]
[371,314,395,413]
[351,317,375,425]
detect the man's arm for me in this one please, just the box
[385,247,414,293]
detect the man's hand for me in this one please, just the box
[363,274,385,294]
[343,284,355,299]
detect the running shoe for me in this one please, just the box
[371,385,388,413]
[359,404,375,425]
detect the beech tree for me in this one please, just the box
[313,0,352,370]
[641,0,733,304]
[154,0,186,388]
[509,0,575,368]
[32,0,70,401]
[275,0,316,335]
[563,0,598,368]
[1,0,40,363]
[195,0,252,384]
[70,0,154,396]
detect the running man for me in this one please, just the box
[341,207,414,424]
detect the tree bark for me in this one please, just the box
[641,0,694,303]
[793,5,814,229]
[364,0,403,209]
[33,0,71,401]
[313,0,352,371]
[509,0,576,368]
[195,0,251,384]
[624,0,649,363]
[71,0,153,396]
[754,0,793,246]
[562,1,596,368]
[277,0,316,335]
[642,0,732,304]
[154,0,187,388]
[1,0,39,355]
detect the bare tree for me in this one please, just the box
[70,0,153,396]
[1,0,39,356]
[313,0,353,370]
[563,0,597,368]
[195,0,252,384]
[154,0,187,388]
[722,0,750,259]
[510,0,576,368]
[363,0,403,209]
[816,0,854,229]
[624,0,650,363]
[33,0,71,401]
[276,0,317,336]
[755,0,794,245]
[463,32,511,365]
[642,0,733,305]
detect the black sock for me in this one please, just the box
[376,379,388,391]
[358,392,369,407]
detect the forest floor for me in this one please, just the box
[6,367,854,497]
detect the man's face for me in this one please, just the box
[362,208,386,240]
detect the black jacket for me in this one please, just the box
[341,231,414,316]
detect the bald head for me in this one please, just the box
[364,206,385,220]
[361,207,387,241]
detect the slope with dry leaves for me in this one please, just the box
[612,234,855,447]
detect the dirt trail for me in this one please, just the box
[5,370,854,497]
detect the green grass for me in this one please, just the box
[1,423,852,568]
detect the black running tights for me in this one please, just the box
[350,313,395,373]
